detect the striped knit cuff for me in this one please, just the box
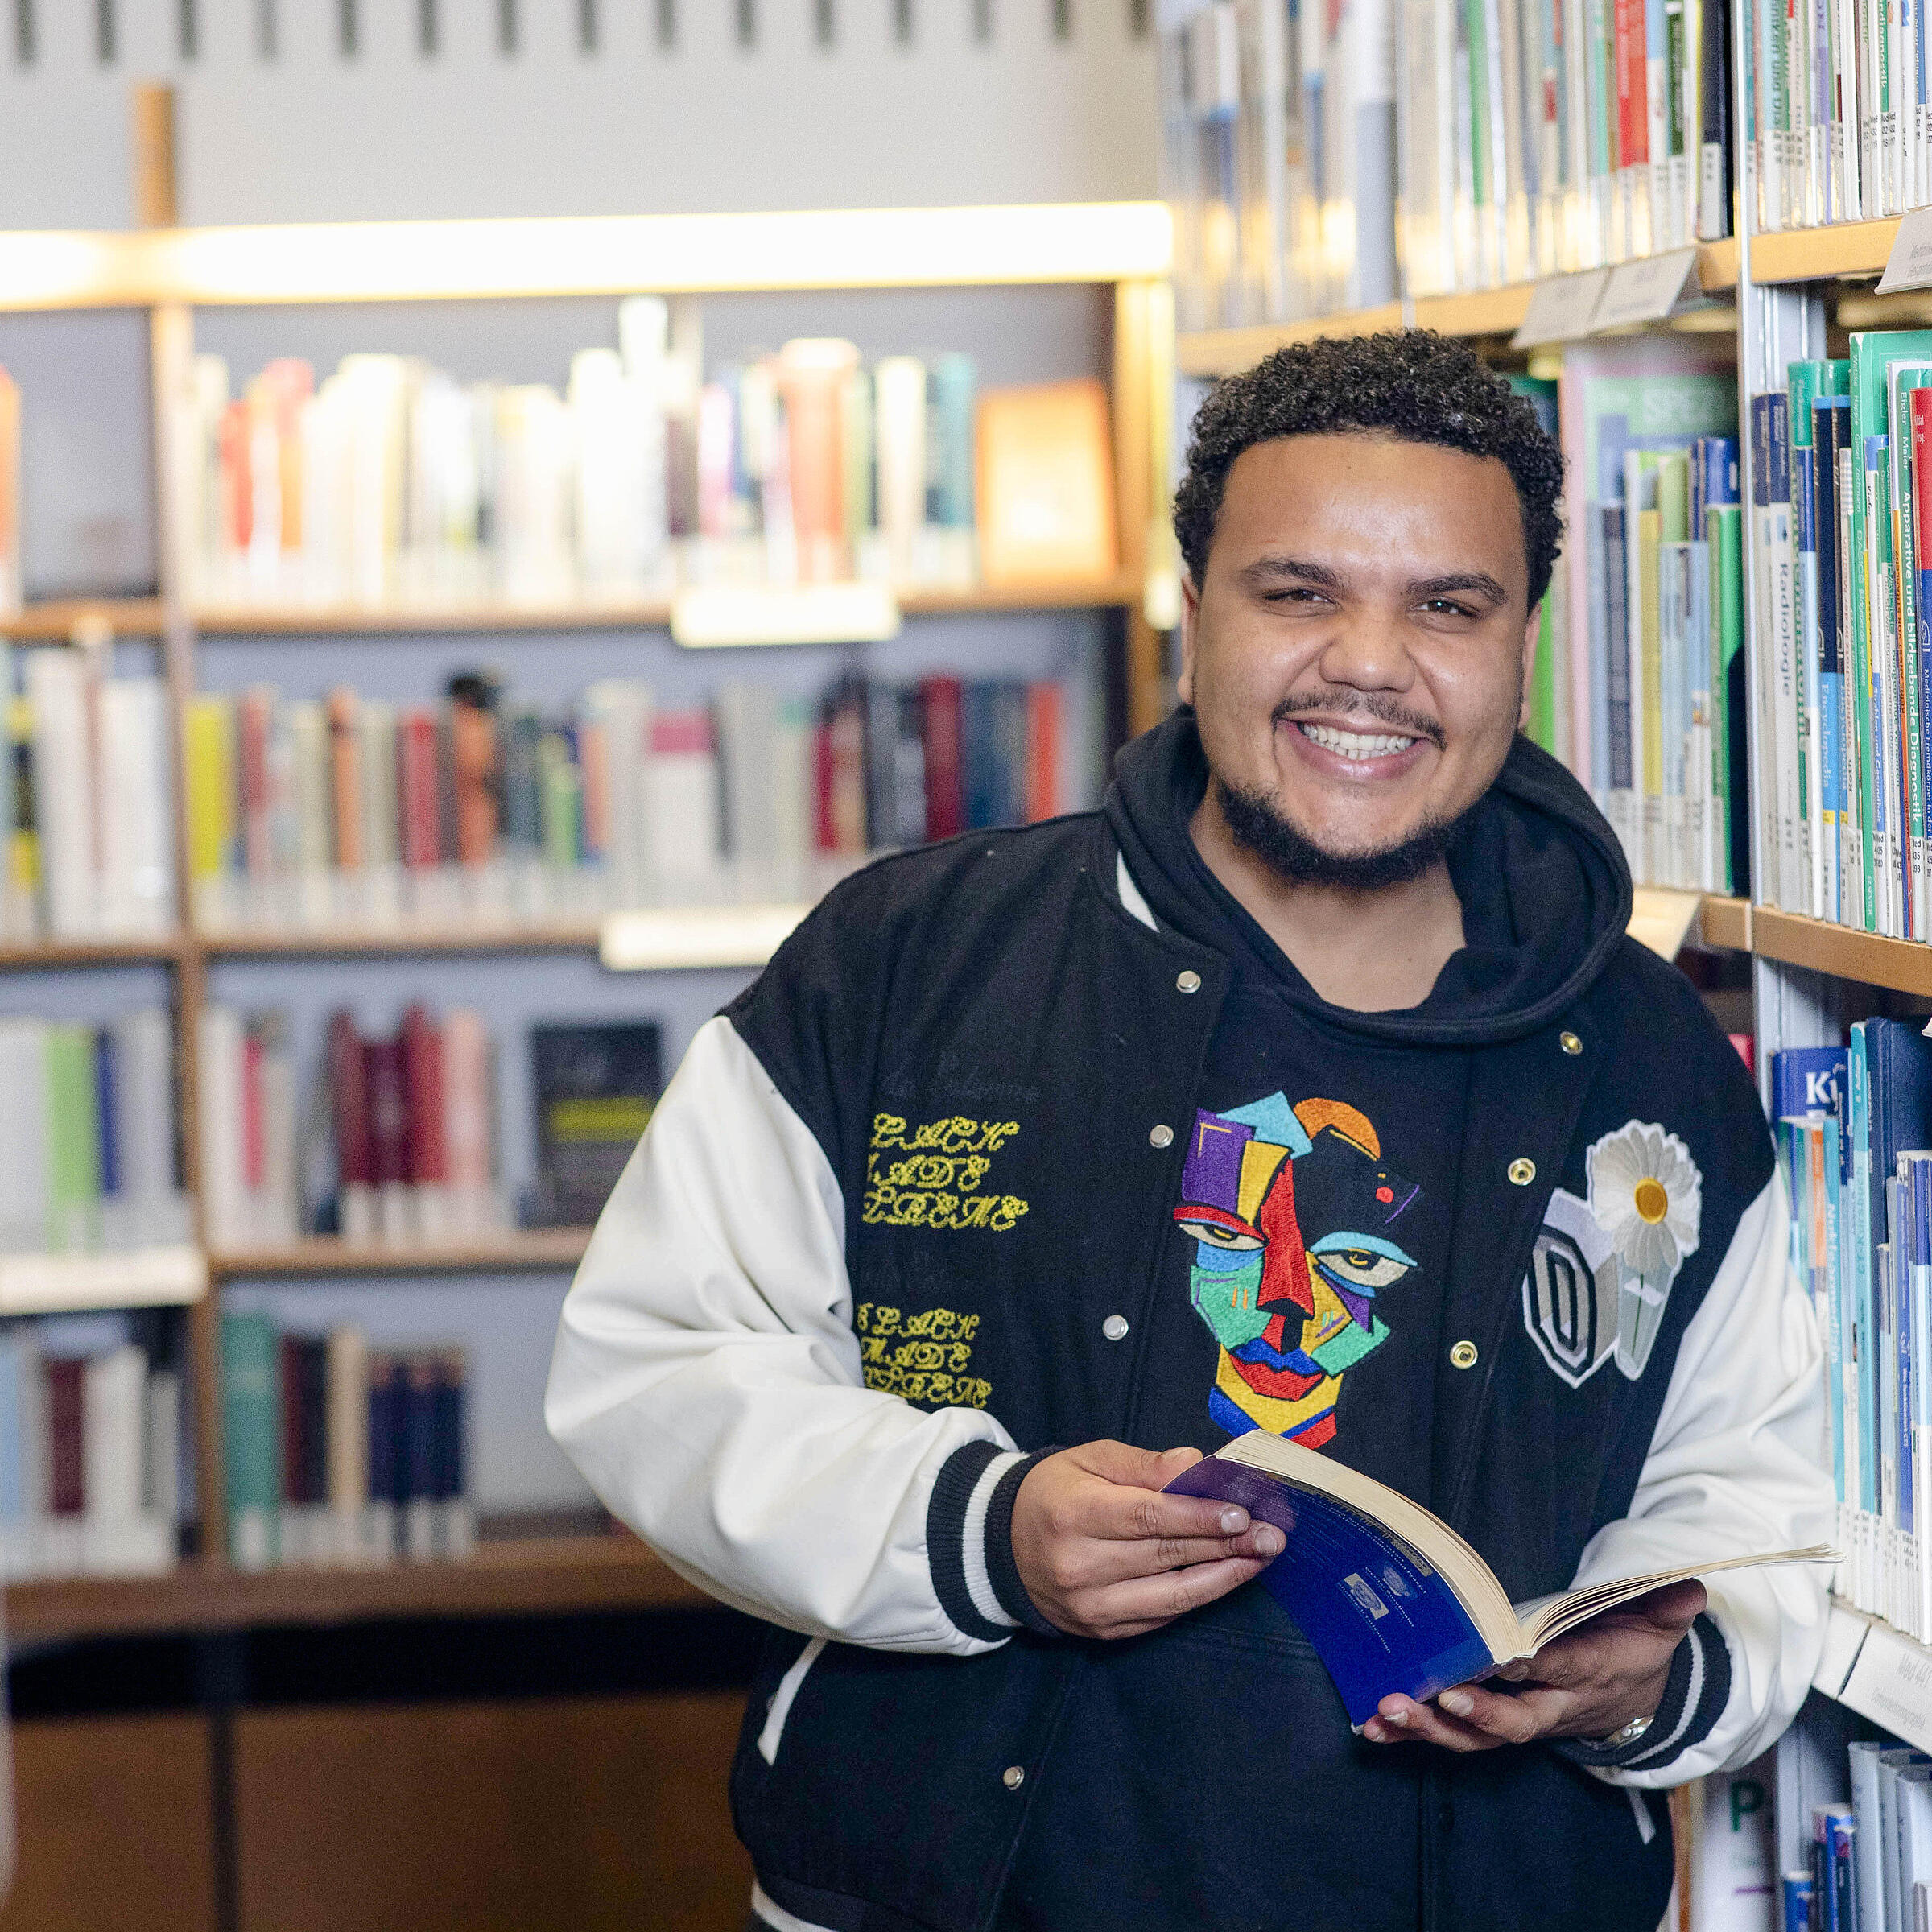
[927,1440,1027,1643]
[1554,1612,1732,1773]
[984,1447,1063,1636]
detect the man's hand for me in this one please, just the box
[1010,1441,1283,1640]
[1361,1579,1706,1752]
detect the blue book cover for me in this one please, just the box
[1822,1805,1857,1932]
[1773,1046,1849,1121]
[1164,1455,1494,1726]
[1781,1871,1813,1932]
[1852,1025,1879,1517]
[1826,1114,1847,1505]
[1817,398,1850,923]
[1703,434,1741,508]
[93,1025,118,1202]
[1163,1435,1830,1730]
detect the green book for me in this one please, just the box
[1710,502,1745,895]
[1889,365,1932,937]
[221,1309,282,1570]
[43,1022,98,1254]
[1790,361,1824,916]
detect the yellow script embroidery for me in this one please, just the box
[862,1113,1030,1232]
[857,1302,992,1410]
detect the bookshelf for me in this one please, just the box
[0,148,1179,1632]
[5,1533,703,1643]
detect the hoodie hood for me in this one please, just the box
[1103,709,1633,1047]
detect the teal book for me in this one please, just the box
[221,1309,281,1570]
[43,1022,99,1254]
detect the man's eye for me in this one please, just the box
[1420,597,1475,618]
[1267,587,1329,605]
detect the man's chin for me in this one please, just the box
[1220,782,1473,892]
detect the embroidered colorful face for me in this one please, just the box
[1174,1095,1419,1450]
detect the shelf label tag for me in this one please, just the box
[1590,247,1703,332]
[1836,1616,1932,1752]
[1878,209,1932,291]
[1511,268,1610,347]
[1628,886,1704,959]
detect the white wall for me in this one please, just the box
[0,0,1158,229]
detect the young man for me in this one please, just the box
[547,331,1831,1932]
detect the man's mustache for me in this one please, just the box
[1270,689,1446,752]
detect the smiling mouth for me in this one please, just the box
[1294,720,1423,762]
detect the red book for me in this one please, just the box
[280,1335,307,1507]
[814,720,836,852]
[778,341,858,584]
[1614,0,1645,167]
[239,687,275,879]
[329,1010,371,1187]
[242,1022,266,1192]
[1913,390,1932,577]
[396,708,443,871]
[1024,682,1061,822]
[218,398,253,552]
[46,1358,84,1517]
[920,676,964,840]
[364,1038,408,1189]
[400,1005,448,1187]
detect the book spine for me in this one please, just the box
[221,1310,280,1571]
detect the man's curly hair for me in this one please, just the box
[1172,330,1565,609]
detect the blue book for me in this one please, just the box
[93,1026,118,1202]
[962,681,1001,831]
[926,353,977,532]
[1817,397,1851,923]
[1822,1805,1858,1932]
[1781,1871,1814,1932]
[1852,1025,1880,1532]
[1163,1431,1828,1728]
[1775,1046,1849,1120]
[1825,1114,1847,1510]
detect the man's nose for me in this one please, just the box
[1315,606,1418,695]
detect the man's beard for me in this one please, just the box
[1217,777,1477,892]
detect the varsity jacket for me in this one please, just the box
[547,714,1832,1932]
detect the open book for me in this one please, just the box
[1165,1430,1836,1728]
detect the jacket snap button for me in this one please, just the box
[1103,1315,1129,1341]
[1149,1124,1174,1149]
[1176,970,1202,994]
[1002,1765,1026,1790]
[1560,1030,1583,1055]
[1450,1340,1479,1370]
[1508,1158,1536,1186]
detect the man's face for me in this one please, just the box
[1178,431,1540,870]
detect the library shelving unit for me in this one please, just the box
[1166,114,1932,1893]
[0,193,1177,1641]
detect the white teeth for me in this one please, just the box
[1298,721,1418,761]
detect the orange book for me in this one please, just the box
[448,695,499,867]
[778,339,860,583]
[0,367,19,614]
[975,379,1118,587]
[328,687,363,871]
[1025,682,1061,821]
[219,399,253,552]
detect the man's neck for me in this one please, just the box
[1187,782,1468,1013]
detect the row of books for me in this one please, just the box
[1744,0,1932,233]
[0,646,175,944]
[1749,331,1932,936]
[200,1007,664,1249]
[1774,1034,1932,1647]
[0,368,17,617]
[184,669,1067,935]
[0,1322,180,1580]
[1792,1738,1932,1930]
[0,1011,188,1258]
[199,1004,505,1251]
[221,1312,471,1571]
[1559,339,1749,894]
[1156,0,1734,328]
[177,308,1117,609]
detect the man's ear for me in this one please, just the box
[1177,576,1202,708]
[1517,602,1541,729]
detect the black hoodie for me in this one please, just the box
[706,711,1796,1932]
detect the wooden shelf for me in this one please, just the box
[0,1245,204,1315]
[3,597,167,639]
[0,204,1172,313]
[1175,242,1743,378]
[200,923,604,958]
[1744,906,1932,993]
[3,1534,705,1641]
[1751,217,1899,285]
[0,935,182,968]
[208,1230,592,1279]
[191,576,1138,635]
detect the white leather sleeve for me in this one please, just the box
[544,1013,1018,1655]
[1567,1174,1835,1785]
